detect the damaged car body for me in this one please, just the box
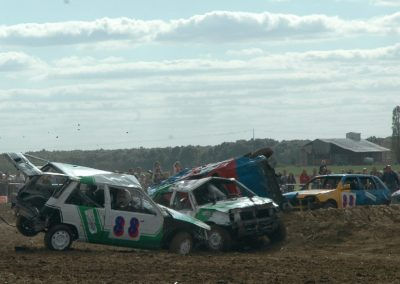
[149,148,284,206]
[283,174,391,210]
[150,177,286,251]
[5,153,210,255]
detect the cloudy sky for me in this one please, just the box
[1,0,399,152]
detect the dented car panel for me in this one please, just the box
[5,153,209,254]
[283,174,391,210]
[151,177,285,247]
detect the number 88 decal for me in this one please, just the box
[113,216,140,238]
[128,218,140,238]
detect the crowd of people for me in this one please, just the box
[126,161,183,191]
[0,171,25,183]
[277,162,400,193]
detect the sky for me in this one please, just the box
[0,0,399,152]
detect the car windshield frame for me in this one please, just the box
[303,176,342,190]
[192,179,255,206]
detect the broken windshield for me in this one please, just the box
[193,179,254,206]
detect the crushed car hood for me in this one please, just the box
[159,205,210,230]
[199,196,274,213]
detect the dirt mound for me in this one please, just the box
[283,205,400,247]
[2,204,400,282]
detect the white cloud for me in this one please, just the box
[0,11,399,47]
[226,48,264,57]
[0,52,45,72]
[371,0,400,6]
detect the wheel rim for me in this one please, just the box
[209,231,223,250]
[179,239,191,255]
[51,230,70,250]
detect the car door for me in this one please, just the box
[358,176,383,205]
[61,183,106,243]
[105,186,164,249]
[170,190,196,217]
[340,176,359,208]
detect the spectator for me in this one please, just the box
[381,165,400,192]
[287,172,296,191]
[299,169,310,185]
[172,161,182,175]
[370,166,378,176]
[319,160,328,175]
[362,168,368,175]
[280,170,288,192]
[152,161,164,185]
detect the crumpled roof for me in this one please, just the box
[51,162,141,188]
[316,139,390,153]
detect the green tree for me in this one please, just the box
[392,105,400,163]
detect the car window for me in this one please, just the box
[110,187,157,215]
[359,177,377,190]
[65,184,104,208]
[193,183,228,206]
[154,192,173,207]
[171,192,192,210]
[304,176,341,190]
[343,177,360,190]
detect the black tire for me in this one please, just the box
[207,225,232,252]
[169,231,193,255]
[267,220,286,244]
[16,216,39,237]
[44,224,73,251]
[323,200,337,209]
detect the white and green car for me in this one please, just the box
[6,153,209,255]
[150,177,286,251]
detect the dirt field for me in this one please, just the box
[1,204,400,283]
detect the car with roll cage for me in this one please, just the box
[283,174,391,210]
[5,153,210,255]
[149,176,286,251]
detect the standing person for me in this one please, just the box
[299,169,310,185]
[287,172,296,191]
[172,161,182,175]
[381,165,400,192]
[319,160,328,175]
[280,170,288,192]
[152,161,164,185]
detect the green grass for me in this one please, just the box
[275,164,389,177]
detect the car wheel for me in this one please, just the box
[169,231,193,255]
[207,226,231,252]
[267,220,286,244]
[44,224,73,251]
[323,200,337,209]
[16,216,39,237]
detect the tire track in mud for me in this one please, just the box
[1,204,400,283]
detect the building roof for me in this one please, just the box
[312,138,390,153]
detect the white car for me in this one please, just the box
[6,153,209,255]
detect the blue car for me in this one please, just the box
[283,174,391,210]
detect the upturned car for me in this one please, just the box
[283,174,391,210]
[6,153,210,255]
[150,177,286,251]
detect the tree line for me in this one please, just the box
[0,135,394,174]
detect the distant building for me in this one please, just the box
[301,132,391,165]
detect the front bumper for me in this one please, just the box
[229,205,279,238]
[287,196,321,211]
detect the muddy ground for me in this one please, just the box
[1,204,400,283]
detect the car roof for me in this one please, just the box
[313,174,378,178]
[169,177,235,192]
[49,162,141,188]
